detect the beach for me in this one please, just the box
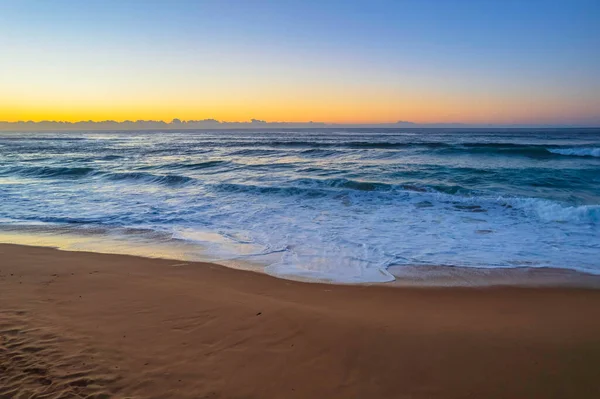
[3,0,599,397]
[1,243,599,399]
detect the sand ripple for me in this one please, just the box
[0,309,123,399]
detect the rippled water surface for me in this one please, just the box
[1,129,599,282]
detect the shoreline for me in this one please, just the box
[1,228,600,288]
[2,243,600,398]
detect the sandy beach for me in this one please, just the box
[1,243,600,399]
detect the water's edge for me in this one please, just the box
[2,228,599,288]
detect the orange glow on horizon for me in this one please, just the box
[2,92,598,125]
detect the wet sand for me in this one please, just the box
[1,243,600,398]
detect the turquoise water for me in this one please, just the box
[1,129,599,282]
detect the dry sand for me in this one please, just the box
[1,243,599,399]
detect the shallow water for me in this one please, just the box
[1,128,599,282]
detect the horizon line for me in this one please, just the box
[1,119,599,131]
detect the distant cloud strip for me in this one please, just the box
[0,119,595,131]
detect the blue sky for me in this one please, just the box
[1,0,599,124]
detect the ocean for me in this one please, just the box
[0,128,599,283]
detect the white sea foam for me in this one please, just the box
[548,147,600,157]
[162,191,600,282]
[507,198,600,223]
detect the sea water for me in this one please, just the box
[0,129,598,283]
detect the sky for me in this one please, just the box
[1,0,599,125]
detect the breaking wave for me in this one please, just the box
[0,165,194,187]
[547,147,600,157]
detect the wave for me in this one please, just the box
[0,137,89,142]
[29,216,108,225]
[214,182,328,198]
[222,140,448,150]
[210,177,599,224]
[227,149,281,156]
[299,148,346,157]
[435,144,553,158]
[0,165,96,178]
[140,160,229,170]
[547,147,600,157]
[202,140,600,159]
[0,165,194,187]
[294,177,394,192]
[504,198,600,224]
[213,178,447,195]
[104,172,194,186]
[213,178,474,199]
[99,155,124,161]
[176,160,229,170]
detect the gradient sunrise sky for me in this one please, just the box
[1,0,599,125]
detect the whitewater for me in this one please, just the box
[0,128,599,283]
